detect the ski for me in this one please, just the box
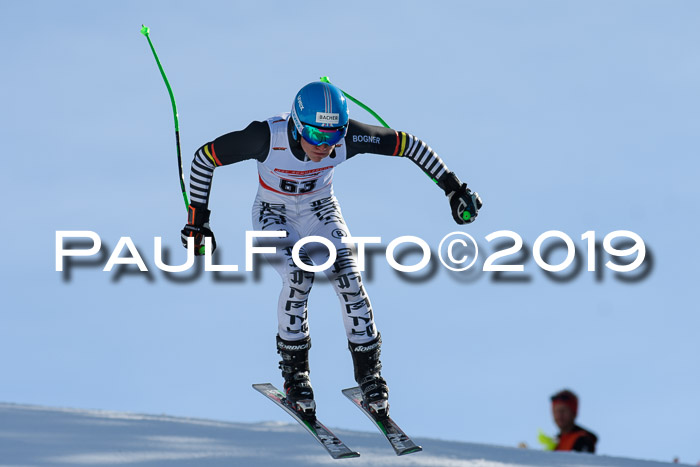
[253,383,360,459]
[342,386,423,456]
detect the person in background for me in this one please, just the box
[550,389,598,453]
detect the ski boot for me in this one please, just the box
[349,334,389,418]
[277,335,316,420]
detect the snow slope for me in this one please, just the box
[0,403,688,467]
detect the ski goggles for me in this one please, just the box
[300,124,347,147]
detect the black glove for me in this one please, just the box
[449,184,482,224]
[442,172,483,224]
[181,205,216,256]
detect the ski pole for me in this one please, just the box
[141,25,207,254]
[141,25,189,211]
[320,76,439,185]
[320,76,389,128]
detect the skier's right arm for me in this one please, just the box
[181,120,270,255]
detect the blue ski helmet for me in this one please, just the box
[291,81,349,146]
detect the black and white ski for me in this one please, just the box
[342,386,423,456]
[253,383,360,459]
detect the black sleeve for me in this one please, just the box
[209,120,271,166]
[344,119,460,195]
[572,434,597,453]
[344,119,403,158]
[188,120,270,208]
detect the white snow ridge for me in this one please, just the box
[0,403,686,466]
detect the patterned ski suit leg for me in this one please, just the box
[300,195,378,345]
[252,192,378,345]
[252,197,315,341]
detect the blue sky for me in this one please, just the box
[2,1,699,464]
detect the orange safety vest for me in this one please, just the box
[555,426,597,453]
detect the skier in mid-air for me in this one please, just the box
[181,81,482,420]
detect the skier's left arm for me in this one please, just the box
[345,120,483,224]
